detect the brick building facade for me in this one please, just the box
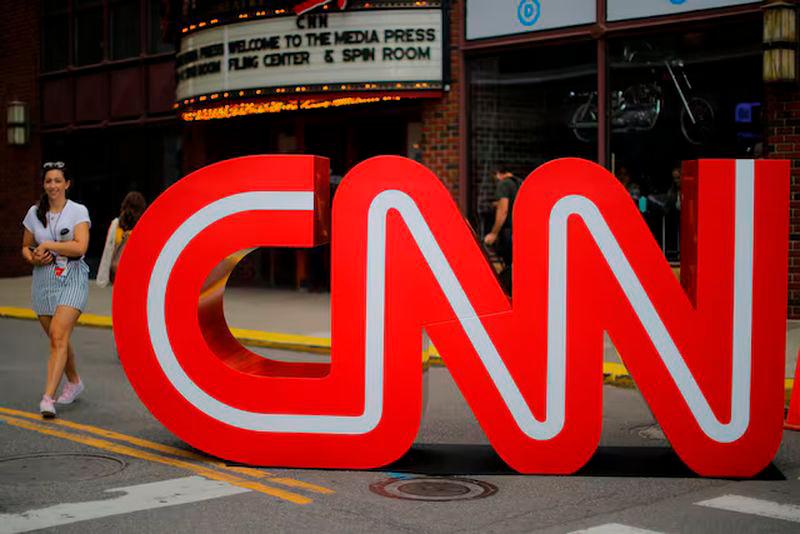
[0,0,179,277]
[0,2,41,277]
[420,0,462,203]
[766,85,800,318]
[3,0,800,318]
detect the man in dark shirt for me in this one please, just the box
[484,167,519,289]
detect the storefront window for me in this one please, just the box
[148,0,174,54]
[110,0,141,60]
[44,125,180,273]
[608,21,762,261]
[74,0,104,66]
[42,0,69,72]
[469,43,597,234]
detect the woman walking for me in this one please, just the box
[21,161,91,418]
[96,191,146,288]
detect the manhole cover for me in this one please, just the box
[370,476,497,502]
[0,453,126,485]
[634,424,666,441]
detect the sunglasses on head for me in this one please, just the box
[43,161,65,170]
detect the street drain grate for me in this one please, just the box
[0,453,126,485]
[370,476,497,502]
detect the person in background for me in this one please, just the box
[663,165,682,260]
[618,165,647,213]
[96,192,147,288]
[666,164,682,212]
[21,161,91,418]
[484,166,520,292]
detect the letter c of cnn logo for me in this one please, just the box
[113,155,789,477]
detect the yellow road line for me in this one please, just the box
[0,406,221,463]
[0,406,334,496]
[221,467,335,495]
[260,477,336,495]
[0,414,311,505]
[218,465,334,495]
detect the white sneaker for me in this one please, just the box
[40,395,56,418]
[56,380,84,404]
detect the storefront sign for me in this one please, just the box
[176,9,443,102]
[607,0,760,22]
[466,0,596,40]
[113,155,788,477]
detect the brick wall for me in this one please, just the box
[765,85,800,319]
[470,63,551,217]
[420,0,461,201]
[0,1,41,277]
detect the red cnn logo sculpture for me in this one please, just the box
[113,156,788,478]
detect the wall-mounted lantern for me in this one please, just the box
[764,1,798,83]
[6,101,29,145]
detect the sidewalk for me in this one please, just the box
[0,276,797,379]
[0,276,332,337]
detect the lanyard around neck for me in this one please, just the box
[48,205,65,243]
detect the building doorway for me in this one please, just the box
[299,111,410,291]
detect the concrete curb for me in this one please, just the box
[1,305,794,400]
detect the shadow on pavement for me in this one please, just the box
[382,443,785,480]
[383,444,512,476]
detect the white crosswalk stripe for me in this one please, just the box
[0,476,250,533]
[568,524,664,534]
[695,495,800,523]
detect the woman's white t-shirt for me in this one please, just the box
[23,200,91,267]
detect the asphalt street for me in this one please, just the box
[1,318,800,533]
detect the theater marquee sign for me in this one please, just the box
[176,9,444,103]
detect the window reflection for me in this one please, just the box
[148,0,175,54]
[469,43,597,235]
[609,22,762,261]
[75,0,104,66]
[110,0,141,60]
[43,0,171,68]
[42,0,69,71]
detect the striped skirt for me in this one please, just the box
[31,261,90,316]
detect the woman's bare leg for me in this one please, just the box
[63,345,79,383]
[37,315,52,335]
[44,306,81,398]
[38,316,79,384]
